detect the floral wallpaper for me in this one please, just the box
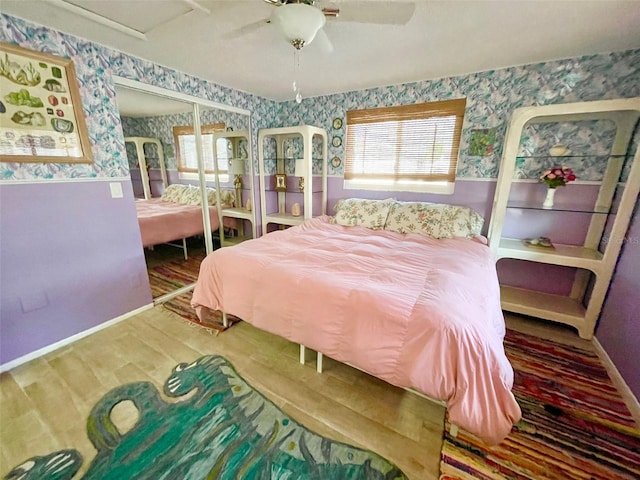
[0,13,278,182]
[1,12,638,184]
[276,50,640,180]
[121,109,250,170]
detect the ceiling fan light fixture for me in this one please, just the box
[271,3,326,49]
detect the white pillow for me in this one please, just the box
[332,198,395,230]
[385,201,484,239]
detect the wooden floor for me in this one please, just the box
[2,305,636,479]
[0,306,445,479]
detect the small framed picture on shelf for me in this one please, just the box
[275,173,287,192]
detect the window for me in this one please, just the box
[344,99,466,194]
[173,123,226,174]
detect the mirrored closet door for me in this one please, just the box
[113,79,251,303]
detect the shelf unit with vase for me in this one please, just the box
[487,97,640,339]
[258,125,327,232]
[212,129,256,246]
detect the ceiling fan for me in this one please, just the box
[228,0,416,53]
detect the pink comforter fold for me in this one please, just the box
[191,216,521,444]
[136,199,235,247]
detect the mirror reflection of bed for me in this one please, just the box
[114,85,250,301]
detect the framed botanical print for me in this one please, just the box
[0,42,93,164]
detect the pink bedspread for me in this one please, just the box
[136,199,235,247]
[191,216,521,444]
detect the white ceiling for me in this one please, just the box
[3,0,640,104]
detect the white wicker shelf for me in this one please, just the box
[213,130,256,246]
[258,125,327,233]
[488,97,640,339]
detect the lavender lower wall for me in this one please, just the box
[596,203,640,399]
[0,181,152,365]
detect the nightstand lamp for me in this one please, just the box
[230,158,245,208]
[294,158,306,192]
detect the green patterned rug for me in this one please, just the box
[4,355,406,480]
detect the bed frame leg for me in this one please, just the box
[316,352,323,373]
[222,312,228,328]
[182,238,188,260]
[299,345,305,365]
[450,424,459,438]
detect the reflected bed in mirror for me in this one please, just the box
[114,84,250,301]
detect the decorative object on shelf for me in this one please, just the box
[332,117,343,130]
[332,135,342,147]
[540,165,576,208]
[291,202,302,217]
[294,158,306,192]
[468,128,497,156]
[275,173,287,192]
[331,156,341,168]
[549,143,571,157]
[542,188,556,209]
[230,158,245,208]
[245,198,252,212]
[523,236,554,249]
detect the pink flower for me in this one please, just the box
[547,173,556,179]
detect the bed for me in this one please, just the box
[136,184,236,253]
[191,199,522,445]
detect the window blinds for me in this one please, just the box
[344,99,466,183]
[173,123,225,173]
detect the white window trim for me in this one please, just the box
[344,178,455,194]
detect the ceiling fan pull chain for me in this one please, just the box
[293,49,302,103]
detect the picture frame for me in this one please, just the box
[275,173,287,192]
[0,42,93,164]
[468,128,497,157]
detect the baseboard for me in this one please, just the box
[0,303,154,373]
[592,337,640,425]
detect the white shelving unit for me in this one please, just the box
[488,97,640,339]
[212,129,256,246]
[258,125,327,232]
[125,136,167,199]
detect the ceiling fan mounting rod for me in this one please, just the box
[278,0,317,6]
[291,39,305,50]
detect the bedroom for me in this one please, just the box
[1,1,639,479]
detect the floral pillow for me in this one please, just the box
[219,189,235,207]
[160,184,187,203]
[180,185,202,205]
[385,201,484,239]
[332,198,395,230]
[206,187,217,206]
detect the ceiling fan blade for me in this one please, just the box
[314,27,334,54]
[223,17,269,40]
[328,1,415,25]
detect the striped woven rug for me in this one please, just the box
[440,328,640,479]
[148,250,236,333]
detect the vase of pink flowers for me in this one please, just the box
[540,166,576,208]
